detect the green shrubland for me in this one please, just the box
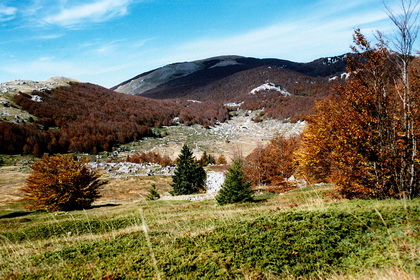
[0,185,418,279]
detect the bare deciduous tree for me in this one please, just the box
[384,0,419,198]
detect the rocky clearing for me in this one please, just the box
[117,110,305,161]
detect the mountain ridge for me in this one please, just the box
[112,54,348,98]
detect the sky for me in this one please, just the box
[0,0,416,88]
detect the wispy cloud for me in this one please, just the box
[31,34,63,40]
[76,37,156,57]
[93,40,124,54]
[43,0,134,28]
[0,4,17,22]
[159,4,393,63]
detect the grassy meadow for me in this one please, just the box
[0,184,418,279]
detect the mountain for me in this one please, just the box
[112,55,348,99]
[112,54,348,121]
[0,54,349,156]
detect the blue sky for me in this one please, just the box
[0,0,414,87]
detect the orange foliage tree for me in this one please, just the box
[245,135,300,188]
[126,151,173,167]
[216,154,228,165]
[21,154,104,212]
[297,29,419,199]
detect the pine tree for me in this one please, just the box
[199,151,216,166]
[216,159,253,205]
[171,145,206,195]
[199,151,210,166]
[20,154,104,212]
[146,184,160,201]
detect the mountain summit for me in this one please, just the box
[112,55,348,99]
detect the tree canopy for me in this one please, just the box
[171,145,206,195]
[21,154,104,212]
[216,159,253,205]
[297,29,419,199]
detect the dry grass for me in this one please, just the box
[97,175,173,202]
[0,166,29,206]
[116,110,305,163]
[0,163,173,206]
[328,267,419,280]
[0,110,300,206]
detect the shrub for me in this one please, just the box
[126,151,173,167]
[216,154,227,165]
[216,159,253,205]
[146,184,160,201]
[20,154,105,212]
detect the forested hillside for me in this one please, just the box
[0,83,229,155]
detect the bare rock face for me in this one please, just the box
[206,171,226,193]
[0,77,79,95]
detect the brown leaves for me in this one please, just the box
[126,151,173,167]
[20,154,104,212]
[245,135,300,187]
[298,31,419,199]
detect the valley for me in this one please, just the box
[0,109,305,206]
[118,109,305,161]
[0,52,418,279]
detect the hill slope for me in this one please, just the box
[1,185,418,279]
[112,55,348,99]
[0,83,229,155]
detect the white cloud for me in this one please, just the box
[44,0,133,27]
[31,34,63,40]
[0,4,17,22]
[75,37,155,57]
[157,6,394,64]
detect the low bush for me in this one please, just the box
[126,151,173,167]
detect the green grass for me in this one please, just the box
[0,185,418,279]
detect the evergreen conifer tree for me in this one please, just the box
[199,151,215,166]
[171,145,206,195]
[146,184,160,201]
[199,151,210,166]
[216,159,253,205]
